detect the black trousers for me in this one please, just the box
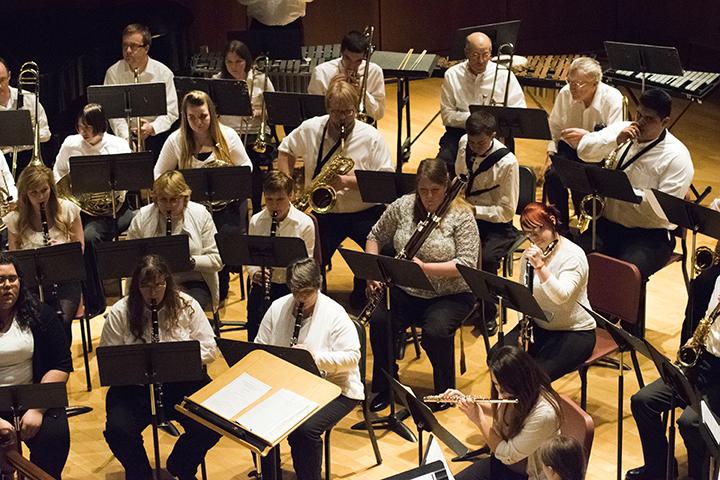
[212,200,248,302]
[437,126,465,178]
[315,205,385,294]
[500,324,596,381]
[0,407,69,479]
[248,17,304,60]
[42,281,81,345]
[630,352,720,479]
[246,282,291,341]
[477,220,519,326]
[370,286,474,394]
[576,217,674,280]
[682,265,720,344]
[544,163,584,234]
[179,280,212,312]
[455,454,528,480]
[261,395,357,480]
[104,377,221,480]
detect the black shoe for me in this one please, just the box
[625,465,674,480]
[370,391,391,412]
[485,320,498,337]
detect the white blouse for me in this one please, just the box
[4,199,80,249]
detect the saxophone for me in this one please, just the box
[677,300,720,368]
[290,302,305,347]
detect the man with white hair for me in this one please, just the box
[543,56,624,232]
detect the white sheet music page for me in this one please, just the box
[201,372,271,419]
[424,435,456,480]
[235,388,318,442]
[701,399,720,444]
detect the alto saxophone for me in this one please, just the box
[677,300,720,368]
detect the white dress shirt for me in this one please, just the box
[441,61,526,129]
[0,153,17,199]
[238,0,313,25]
[455,137,519,223]
[307,58,386,121]
[247,205,315,284]
[53,132,131,183]
[577,123,694,229]
[279,116,393,213]
[215,71,276,135]
[0,86,51,153]
[547,82,624,153]
[154,123,253,178]
[127,201,223,308]
[100,292,218,365]
[4,199,80,249]
[702,276,720,358]
[103,58,179,141]
[255,292,363,400]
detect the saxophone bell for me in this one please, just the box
[693,246,719,275]
[677,300,720,368]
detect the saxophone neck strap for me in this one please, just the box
[618,129,667,171]
[313,122,343,178]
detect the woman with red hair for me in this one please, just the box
[508,202,595,381]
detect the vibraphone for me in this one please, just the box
[605,69,720,102]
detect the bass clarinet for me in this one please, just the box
[357,175,467,325]
[149,299,169,428]
[290,302,305,347]
[520,238,559,350]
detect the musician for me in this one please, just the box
[215,40,277,214]
[0,253,71,479]
[155,89,252,304]
[539,436,587,480]
[366,158,479,412]
[308,30,385,122]
[237,0,313,59]
[277,80,393,308]
[576,88,694,280]
[627,275,720,480]
[53,103,133,315]
[0,57,51,173]
[255,257,361,480]
[103,24,179,155]
[455,110,519,335]
[127,171,222,311]
[439,32,526,176]
[3,165,83,344]
[498,202,596,381]
[246,171,315,341]
[100,254,220,480]
[543,57,624,233]
[444,346,561,480]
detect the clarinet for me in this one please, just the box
[262,211,279,307]
[39,202,50,246]
[149,299,168,427]
[520,238,559,350]
[165,212,172,236]
[356,175,468,325]
[290,302,305,347]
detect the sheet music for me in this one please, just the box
[702,400,720,444]
[201,373,271,419]
[424,435,455,480]
[235,388,318,442]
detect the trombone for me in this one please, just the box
[245,55,273,155]
[356,26,375,124]
[17,61,43,170]
[486,43,515,106]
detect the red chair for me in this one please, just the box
[559,394,595,463]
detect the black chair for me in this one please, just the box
[501,165,537,277]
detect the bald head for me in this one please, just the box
[464,32,492,75]
[465,32,492,52]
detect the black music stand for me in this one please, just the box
[382,460,449,480]
[179,166,252,208]
[356,170,416,204]
[97,341,203,480]
[468,106,551,154]
[339,248,435,442]
[95,236,192,281]
[0,110,33,177]
[173,77,252,117]
[605,41,684,94]
[450,20,522,60]
[699,399,720,480]
[263,92,325,127]
[550,155,642,250]
[0,383,67,452]
[386,374,470,465]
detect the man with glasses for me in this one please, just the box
[543,56,624,233]
[278,80,393,309]
[103,23,178,157]
[439,31,526,177]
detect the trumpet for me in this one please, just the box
[423,394,518,404]
[17,61,43,168]
[356,26,375,124]
[693,246,720,275]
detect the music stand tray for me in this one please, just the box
[10,242,86,287]
[69,152,155,194]
[451,20,522,60]
[215,233,307,270]
[356,170,416,205]
[174,77,252,117]
[179,166,252,205]
[468,106,551,141]
[87,83,168,119]
[0,110,33,146]
[217,338,320,376]
[0,382,68,412]
[94,236,192,280]
[264,92,326,126]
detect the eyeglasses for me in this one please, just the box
[521,225,544,236]
[566,80,591,88]
[0,275,19,284]
[156,196,184,204]
[329,108,355,117]
[140,281,167,290]
[123,43,147,52]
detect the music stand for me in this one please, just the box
[382,461,449,480]
[468,106,551,153]
[386,374,470,465]
[216,338,319,375]
[605,41,684,93]
[700,399,720,480]
[264,92,326,127]
[0,383,67,452]
[0,110,33,177]
[94,236,192,282]
[173,77,252,117]
[97,341,203,479]
[339,248,435,442]
[550,155,642,250]
[450,20,522,60]
[179,166,252,208]
[356,170,416,204]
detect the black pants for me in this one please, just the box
[500,324,596,381]
[630,352,720,479]
[82,208,135,316]
[437,126,465,178]
[246,282,291,341]
[42,281,81,345]
[544,163,584,234]
[576,217,674,280]
[261,395,357,480]
[477,220,519,326]
[0,407,69,479]
[104,378,221,480]
[212,200,248,302]
[144,129,173,162]
[248,17,304,59]
[682,265,720,344]
[370,287,474,394]
[455,454,528,480]
[315,205,384,294]
[179,280,212,312]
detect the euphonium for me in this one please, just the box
[17,62,43,167]
[678,299,720,368]
[295,125,354,214]
[693,245,720,275]
[356,26,375,124]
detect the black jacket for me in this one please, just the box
[30,304,73,383]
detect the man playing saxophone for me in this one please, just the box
[278,80,393,308]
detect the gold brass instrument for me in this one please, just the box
[677,298,720,368]
[132,68,145,152]
[356,26,375,124]
[249,56,272,154]
[17,62,43,168]
[693,245,720,275]
[423,394,518,404]
[295,125,354,214]
[56,175,126,217]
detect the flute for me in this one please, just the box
[423,394,518,404]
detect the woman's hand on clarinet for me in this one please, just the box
[525,244,545,269]
[365,280,383,298]
[251,270,271,286]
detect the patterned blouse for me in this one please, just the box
[367,193,480,298]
